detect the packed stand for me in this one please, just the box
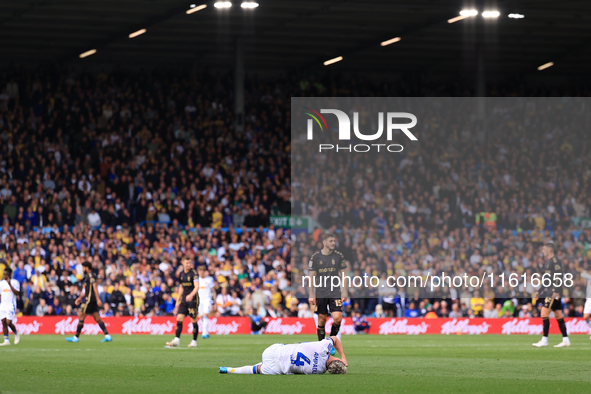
[1,68,591,322]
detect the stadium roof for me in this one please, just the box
[1,0,590,78]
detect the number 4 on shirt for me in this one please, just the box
[291,352,311,366]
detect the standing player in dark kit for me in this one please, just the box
[308,233,348,341]
[532,241,570,348]
[66,262,112,343]
[166,256,200,348]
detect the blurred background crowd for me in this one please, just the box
[1,67,591,322]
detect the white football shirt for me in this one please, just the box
[0,279,20,311]
[198,276,215,304]
[276,338,334,375]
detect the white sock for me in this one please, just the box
[337,329,342,341]
[541,336,548,344]
[563,336,570,343]
[203,317,209,336]
[313,313,318,327]
[230,364,259,374]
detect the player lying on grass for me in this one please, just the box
[219,336,348,375]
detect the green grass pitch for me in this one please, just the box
[1,335,590,393]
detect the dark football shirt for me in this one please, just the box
[539,256,563,298]
[308,250,348,298]
[179,269,199,298]
[83,272,97,303]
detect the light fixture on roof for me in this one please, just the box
[537,62,554,71]
[79,49,96,59]
[241,1,259,8]
[460,10,478,17]
[482,10,500,18]
[324,56,343,66]
[187,4,207,14]
[129,29,146,39]
[449,9,478,23]
[214,1,232,8]
[508,13,525,19]
[381,37,401,47]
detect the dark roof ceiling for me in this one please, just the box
[1,0,590,79]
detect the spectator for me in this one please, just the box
[482,301,498,318]
[353,310,371,334]
[404,302,420,318]
[36,299,49,317]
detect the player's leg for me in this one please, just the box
[220,344,278,374]
[66,312,87,342]
[188,316,198,347]
[533,302,551,347]
[198,302,210,339]
[166,314,185,347]
[317,313,327,341]
[91,312,112,342]
[1,317,9,345]
[219,363,262,374]
[329,299,343,337]
[6,318,20,344]
[316,298,328,340]
[553,308,570,347]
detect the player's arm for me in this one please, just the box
[340,261,349,302]
[329,336,347,366]
[7,280,20,296]
[93,281,103,308]
[307,270,316,306]
[173,284,183,313]
[186,277,199,302]
[308,255,316,305]
[75,286,85,306]
[551,258,565,298]
[211,284,217,311]
[581,270,591,280]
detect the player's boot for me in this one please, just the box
[188,340,198,348]
[15,332,20,345]
[65,336,79,343]
[0,340,10,346]
[166,337,180,347]
[554,340,571,348]
[532,340,548,347]
[218,367,229,374]
[101,335,112,343]
[202,334,210,339]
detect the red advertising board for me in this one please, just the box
[12,316,591,336]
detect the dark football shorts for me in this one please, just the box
[178,299,199,319]
[315,298,343,315]
[543,297,562,311]
[82,300,99,314]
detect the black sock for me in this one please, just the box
[175,321,183,338]
[330,323,341,337]
[557,318,568,338]
[543,317,550,337]
[193,323,199,341]
[317,326,326,341]
[76,322,84,338]
[98,320,109,335]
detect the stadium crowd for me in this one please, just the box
[1,68,590,323]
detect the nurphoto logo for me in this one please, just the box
[303,107,418,152]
